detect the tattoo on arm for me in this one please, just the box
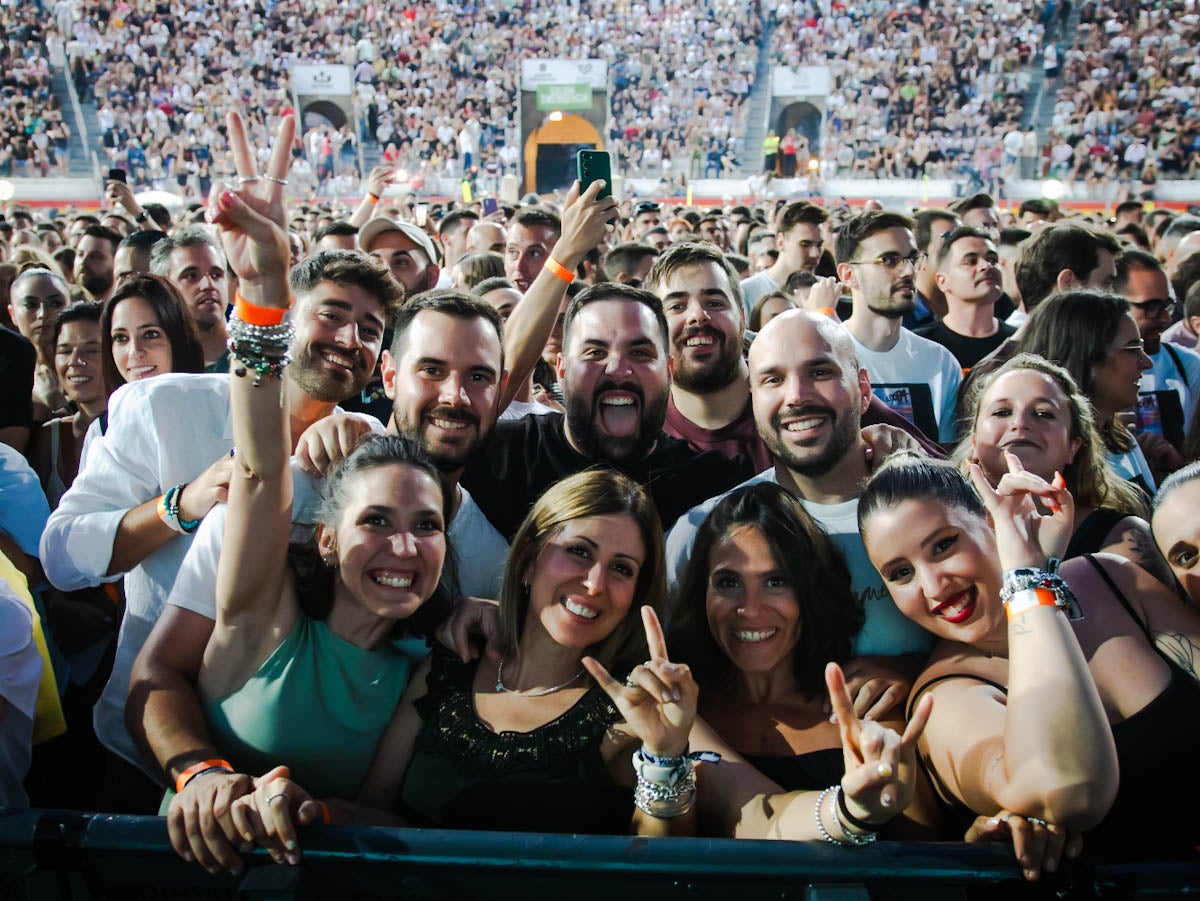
[1151,631,1199,680]
[1115,524,1176,588]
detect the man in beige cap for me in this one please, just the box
[358,217,441,296]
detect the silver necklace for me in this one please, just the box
[494,655,584,697]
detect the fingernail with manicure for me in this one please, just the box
[219,191,237,211]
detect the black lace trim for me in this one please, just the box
[412,646,622,777]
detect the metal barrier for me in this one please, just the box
[1,810,1198,900]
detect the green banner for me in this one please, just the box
[536,83,592,111]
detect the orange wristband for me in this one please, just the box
[234,291,288,326]
[317,801,331,824]
[367,193,380,203]
[1005,586,1059,621]
[816,306,838,319]
[155,494,169,524]
[175,758,234,794]
[544,256,576,284]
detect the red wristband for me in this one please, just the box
[234,290,288,326]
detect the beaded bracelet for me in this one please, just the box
[158,484,200,534]
[227,315,296,386]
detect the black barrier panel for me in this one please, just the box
[2,810,1200,900]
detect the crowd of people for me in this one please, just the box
[3,0,1195,210]
[1045,0,1200,198]
[2,103,1200,889]
[770,0,1041,187]
[0,6,72,179]
[44,0,760,196]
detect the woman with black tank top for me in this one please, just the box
[859,453,1200,878]
[670,483,940,837]
[956,354,1176,586]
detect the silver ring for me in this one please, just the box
[266,793,289,805]
[1027,817,1048,828]
[624,675,637,687]
[262,175,289,185]
[237,175,260,185]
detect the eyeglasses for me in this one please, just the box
[1127,298,1177,318]
[846,251,927,272]
[1115,338,1148,355]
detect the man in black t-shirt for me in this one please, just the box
[916,226,1015,372]
[461,283,754,539]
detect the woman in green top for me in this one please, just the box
[195,112,449,800]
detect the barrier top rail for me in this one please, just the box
[3,810,1199,900]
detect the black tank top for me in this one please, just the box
[742,748,844,793]
[908,556,1200,859]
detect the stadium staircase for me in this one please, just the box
[49,62,101,178]
[1020,2,1082,136]
[737,9,778,177]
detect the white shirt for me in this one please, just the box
[664,469,934,657]
[1140,343,1200,433]
[41,373,236,768]
[849,329,963,444]
[739,270,781,317]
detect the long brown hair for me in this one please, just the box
[101,274,205,390]
[499,469,666,675]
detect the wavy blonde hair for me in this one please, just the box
[953,353,1146,517]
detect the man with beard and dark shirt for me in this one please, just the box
[73,224,121,303]
[41,250,400,809]
[916,226,1014,372]
[665,309,933,660]
[460,282,756,540]
[646,242,943,472]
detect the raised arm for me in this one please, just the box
[499,180,616,411]
[209,112,297,626]
[923,458,1119,830]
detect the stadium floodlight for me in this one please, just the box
[0,180,13,201]
[1041,178,1066,201]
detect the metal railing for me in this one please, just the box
[2,810,1198,900]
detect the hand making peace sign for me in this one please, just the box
[828,661,932,827]
[207,112,295,304]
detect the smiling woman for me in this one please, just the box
[858,453,1200,868]
[100,274,204,390]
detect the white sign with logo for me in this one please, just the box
[291,64,354,96]
[772,66,832,98]
[521,59,608,91]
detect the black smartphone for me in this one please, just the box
[482,197,499,216]
[577,150,612,200]
[108,168,127,183]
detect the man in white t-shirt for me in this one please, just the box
[1118,249,1200,446]
[837,210,962,444]
[739,200,828,315]
[665,310,933,660]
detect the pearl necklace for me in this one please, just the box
[494,655,585,697]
